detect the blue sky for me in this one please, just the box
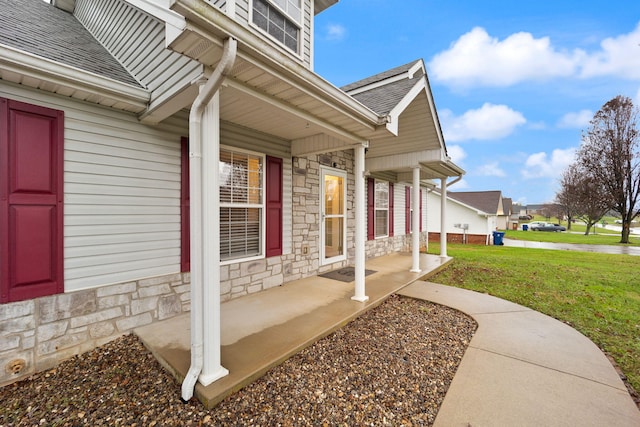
[313,0,640,205]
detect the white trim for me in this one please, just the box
[249,0,304,58]
[386,78,426,136]
[226,0,236,17]
[320,166,347,266]
[123,0,186,46]
[218,145,267,264]
[0,44,149,108]
[374,179,389,239]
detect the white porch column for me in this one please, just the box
[440,177,448,258]
[352,143,369,302]
[411,166,421,273]
[199,91,228,385]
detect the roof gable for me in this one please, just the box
[0,0,141,87]
[448,191,503,215]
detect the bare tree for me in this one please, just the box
[556,163,611,234]
[555,164,581,230]
[578,95,640,243]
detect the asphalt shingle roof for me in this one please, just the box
[341,59,424,116]
[0,0,142,87]
[448,191,503,215]
[341,60,420,92]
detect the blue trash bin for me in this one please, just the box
[493,231,505,245]
[523,224,529,231]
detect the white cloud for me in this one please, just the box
[429,22,640,89]
[441,103,526,142]
[446,144,466,165]
[580,22,640,79]
[522,148,576,179]
[475,162,506,177]
[324,24,346,41]
[557,109,593,128]
[428,27,579,88]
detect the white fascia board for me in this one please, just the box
[366,148,444,172]
[170,0,384,128]
[346,61,425,97]
[0,44,150,107]
[125,0,186,46]
[385,78,427,136]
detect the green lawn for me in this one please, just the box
[427,243,640,393]
[505,229,639,246]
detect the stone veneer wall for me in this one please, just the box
[218,151,356,301]
[365,232,429,259]
[0,272,190,386]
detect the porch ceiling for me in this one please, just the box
[168,0,385,145]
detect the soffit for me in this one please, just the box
[169,0,383,143]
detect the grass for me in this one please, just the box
[427,243,640,393]
[505,229,639,246]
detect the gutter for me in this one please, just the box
[181,36,237,402]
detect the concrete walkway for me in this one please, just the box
[399,281,640,426]
[136,252,452,408]
[136,253,640,424]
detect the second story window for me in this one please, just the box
[252,0,300,53]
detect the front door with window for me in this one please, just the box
[320,168,346,264]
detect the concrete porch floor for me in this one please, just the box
[135,252,450,408]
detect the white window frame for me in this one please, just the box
[219,145,266,264]
[250,0,303,56]
[374,180,389,238]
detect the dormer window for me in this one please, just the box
[252,0,301,54]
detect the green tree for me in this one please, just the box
[578,95,640,243]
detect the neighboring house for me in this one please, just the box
[500,197,514,230]
[426,190,503,244]
[0,0,463,394]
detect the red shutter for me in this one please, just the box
[405,186,411,234]
[388,182,394,237]
[265,156,283,257]
[367,178,374,240]
[180,137,190,272]
[420,189,423,232]
[1,98,64,303]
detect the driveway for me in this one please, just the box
[502,238,640,256]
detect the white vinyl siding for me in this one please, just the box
[0,82,187,292]
[74,0,203,107]
[205,0,227,10]
[394,184,405,236]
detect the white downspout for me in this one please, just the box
[181,37,237,402]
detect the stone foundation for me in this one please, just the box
[0,272,190,387]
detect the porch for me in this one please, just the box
[135,252,450,408]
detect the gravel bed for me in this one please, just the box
[0,295,477,426]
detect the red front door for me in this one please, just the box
[1,98,64,303]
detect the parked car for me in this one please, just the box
[530,222,566,232]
